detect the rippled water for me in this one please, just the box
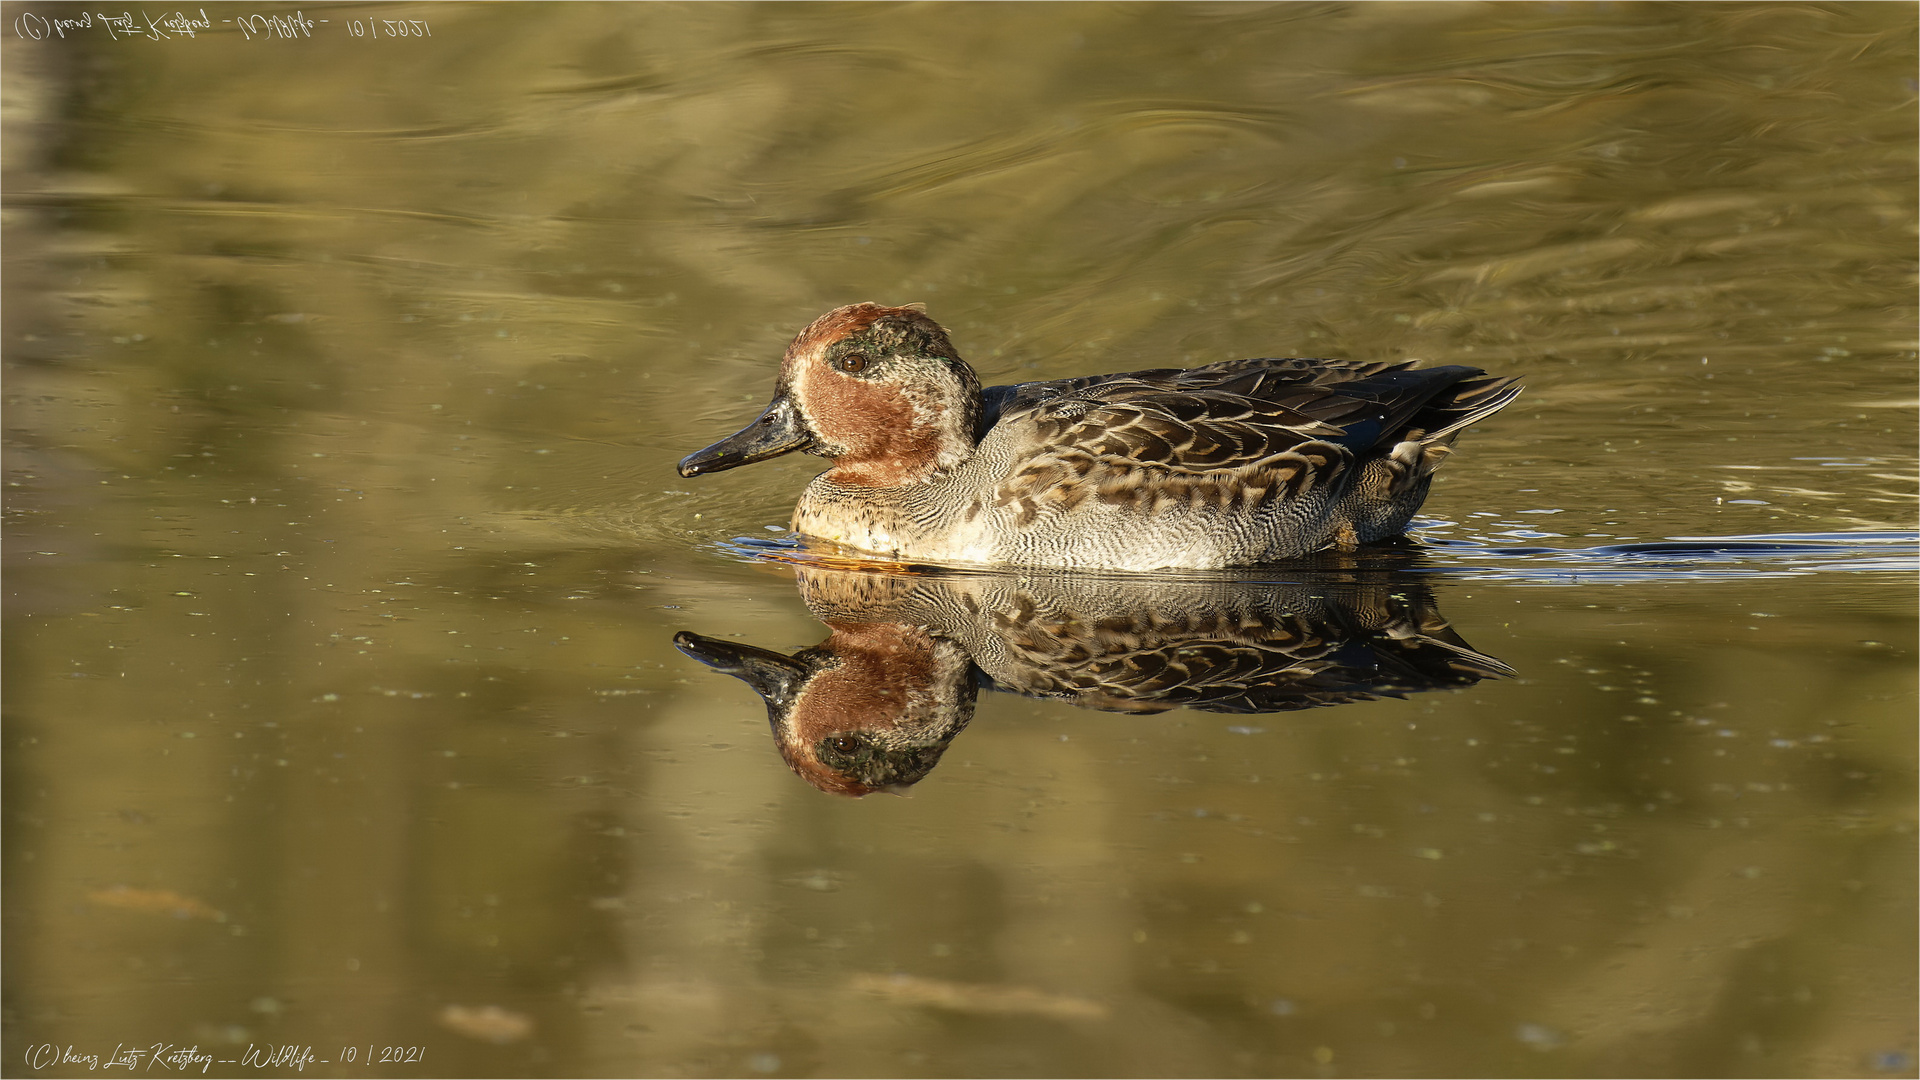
[4,3,1915,1078]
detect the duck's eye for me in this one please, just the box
[835,353,868,374]
[829,735,861,754]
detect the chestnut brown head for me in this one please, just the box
[678,304,983,487]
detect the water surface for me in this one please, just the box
[4,3,1915,1077]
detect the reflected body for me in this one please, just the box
[677,562,1511,795]
[680,305,1520,570]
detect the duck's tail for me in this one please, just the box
[1418,374,1524,446]
[1340,372,1522,543]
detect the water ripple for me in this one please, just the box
[1418,530,1920,582]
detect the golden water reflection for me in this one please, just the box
[678,563,1512,796]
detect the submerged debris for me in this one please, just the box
[850,972,1108,1021]
[88,885,225,922]
[438,1004,534,1044]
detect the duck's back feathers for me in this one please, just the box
[980,357,1517,531]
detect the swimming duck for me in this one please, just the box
[678,304,1520,571]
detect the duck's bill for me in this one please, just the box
[677,395,813,478]
[672,631,809,708]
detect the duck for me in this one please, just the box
[678,303,1520,571]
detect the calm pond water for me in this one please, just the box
[4,3,1916,1077]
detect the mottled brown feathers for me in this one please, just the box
[991,378,1357,526]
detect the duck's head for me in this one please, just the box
[677,303,983,487]
[672,623,976,797]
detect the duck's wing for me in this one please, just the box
[986,357,1493,524]
[980,357,1393,432]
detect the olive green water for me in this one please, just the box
[3,3,1916,1077]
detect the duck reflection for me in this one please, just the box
[675,565,1510,796]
